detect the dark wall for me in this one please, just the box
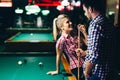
[0,0,28,44]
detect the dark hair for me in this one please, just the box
[82,0,106,14]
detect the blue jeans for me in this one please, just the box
[85,74,100,80]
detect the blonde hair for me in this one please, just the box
[56,14,68,29]
[53,14,69,40]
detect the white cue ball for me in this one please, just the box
[30,33,33,36]
[38,62,43,66]
[18,61,22,65]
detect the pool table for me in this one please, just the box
[0,52,76,80]
[4,32,56,52]
[6,28,53,33]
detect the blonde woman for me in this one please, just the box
[47,14,87,80]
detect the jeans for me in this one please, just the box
[85,74,100,80]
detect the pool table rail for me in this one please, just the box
[4,32,56,52]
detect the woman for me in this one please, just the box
[47,14,87,80]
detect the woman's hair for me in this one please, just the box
[53,14,69,40]
[56,14,69,29]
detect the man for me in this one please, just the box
[77,0,114,80]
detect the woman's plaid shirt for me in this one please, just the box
[56,33,84,69]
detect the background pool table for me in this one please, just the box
[0,52,76,80]
[4,32,56,52]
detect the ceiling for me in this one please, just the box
[31,0,119,11]
[34,0,118,9]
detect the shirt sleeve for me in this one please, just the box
[86,24,102,64]
[56,37,65,50]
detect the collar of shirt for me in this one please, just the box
[90,14,103,25]
[61,33,71,39]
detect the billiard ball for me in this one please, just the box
[30,33,33,36]
[38,62,43,66]
[18,61,22,65]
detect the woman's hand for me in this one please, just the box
[75,48,82,57]
[77,24,87,45]
[77,24,86,34]
[75,48,86,57]
[46,70,59,75]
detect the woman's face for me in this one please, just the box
[61,18,73,33]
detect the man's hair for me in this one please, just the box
[82,0,106,14]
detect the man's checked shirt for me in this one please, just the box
[83,14,114,80]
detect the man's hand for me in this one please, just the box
[84,61,94,78]
[83,71,90,78]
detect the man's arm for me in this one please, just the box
[84,24,101,77]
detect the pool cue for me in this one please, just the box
[78,26,81,80]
